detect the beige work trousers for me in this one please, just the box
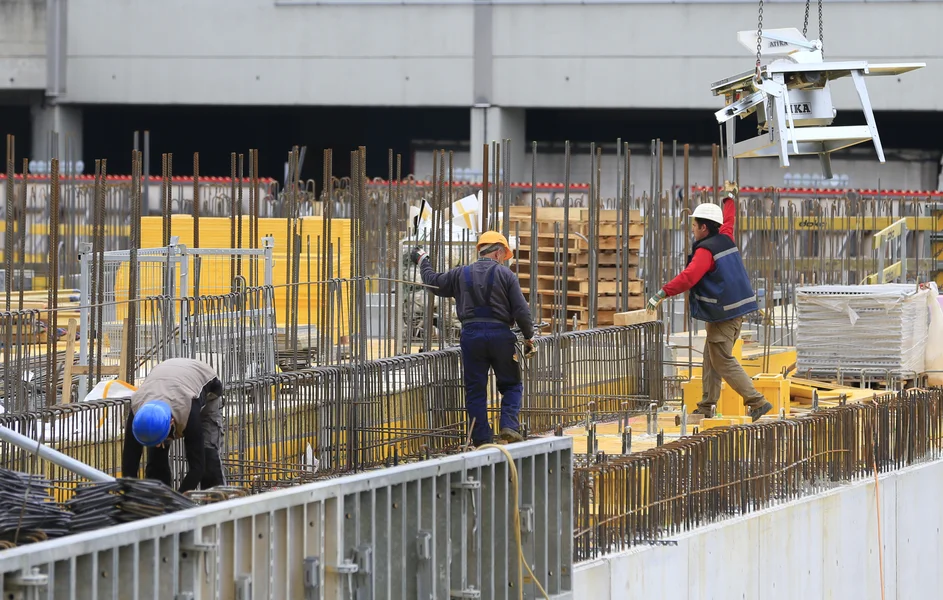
[698,316,766,411]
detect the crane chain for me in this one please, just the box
[755,0,764,82]
[818,0,824,56]
[803,0,811,37]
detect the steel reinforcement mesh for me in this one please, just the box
[0,322,664,495]
[572,388,943,561]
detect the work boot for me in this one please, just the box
[748,401,773,422]
[692,405,715,419]
[499,427,524,444]
[472,437,493,448]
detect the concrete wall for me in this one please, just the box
[490,2,940,111]
[573,457,943,599]
[0,0,46,90]
[0,0,935,109]
[64,0,474,106]
[413,148,941,195]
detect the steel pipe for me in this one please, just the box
[0,424,115,483]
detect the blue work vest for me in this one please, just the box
[687,233,758,323]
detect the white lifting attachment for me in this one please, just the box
[710,26,924,180]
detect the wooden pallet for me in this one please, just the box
[511,254,639,272]
[506,206,647,327]
[530,291,645,311]
[515,249,625,265]
[517,236,641,252]
[507,207,641,223]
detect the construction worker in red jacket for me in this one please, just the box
[647,184,773,422]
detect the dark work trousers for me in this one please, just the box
[460,322,523,444]
[144,378,227,491]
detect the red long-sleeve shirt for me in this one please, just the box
[662,198,736,297]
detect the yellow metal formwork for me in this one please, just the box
[135,216,353,335]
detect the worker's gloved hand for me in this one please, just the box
[722,180,739,200]
[409,246,428,266]
[523,339,537,359]
[646,289,667,313]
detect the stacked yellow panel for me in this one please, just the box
[130,216,353,336]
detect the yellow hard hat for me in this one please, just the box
[476,231,514,261]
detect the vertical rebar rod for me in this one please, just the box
[712,144,719,204]
[393,154,401,355]
[94,159,107,385]
[387,149,395,359]
[588,143,598,329]
[127,150,142,384]
[562,141,571,332]
[491,141,499,232]
[481,144,489,232]
[684,144,692,375]
[622,144,631,308]
[424,150,438,352]
[529,141,538,319]
[230,153,237,283]
[446,150,455,346]
[18,158,28,312]
[237,153,245,277]
[161,154,169,246]
[3,135,14,409]
[438,149,447,351]
[5,135,14,311]
[192,152,200,249]
[502,139,511,240]
[46,158,60,404]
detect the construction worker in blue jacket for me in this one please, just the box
[410,231,535,446]
[647,183,773,422]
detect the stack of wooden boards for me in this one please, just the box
[505,207,644,328]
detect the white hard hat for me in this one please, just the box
[692,203,724,226]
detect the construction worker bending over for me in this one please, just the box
[647,185,773,422]
[410,231,535,446]
[121,358,227,493]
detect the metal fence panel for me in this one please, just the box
[0,437,574,600]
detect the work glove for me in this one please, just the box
[722,180,738,200]
[646,289,667,313]
[522,339,537,359]
[409,246,428,266]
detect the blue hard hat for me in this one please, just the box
[131,401,173,447]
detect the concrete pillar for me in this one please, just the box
[469,106,526,183]
[29,103,84,174]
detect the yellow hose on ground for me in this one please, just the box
[480,443,550,600]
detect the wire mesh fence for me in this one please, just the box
[571,387,943,561]
[0,323,663,496]
[523,322,664,434]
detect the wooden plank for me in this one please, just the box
[71,366,122,376]
[614,310,656,327]
[574,266,638,280]
[579,280,643,295]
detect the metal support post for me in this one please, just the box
[0,424,115,482]
[77,242,92,399]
